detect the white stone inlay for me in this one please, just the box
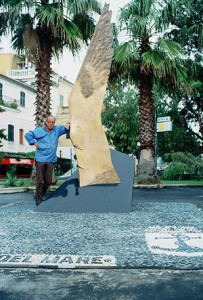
[145,226,203,257]
[0,254,117,268]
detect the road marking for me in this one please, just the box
[145,226,203,257]
[0,254,117,268]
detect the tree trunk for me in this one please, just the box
[31,26,53,184]
[137,73,159,184]
[35,26,52,126]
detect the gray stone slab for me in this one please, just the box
[35,150,134,213]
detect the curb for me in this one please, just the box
[0,187,28,194]
[134,184,203,188]
[0,184,202,194]
[0,185,58,194]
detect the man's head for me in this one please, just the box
[45,115,56,131]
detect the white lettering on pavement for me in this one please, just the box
[0,254,117,268]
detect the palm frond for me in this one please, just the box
[119,0,154,38]
[11,13,33,51]
[157,38,184,59]
[113,41,139,68]
[51,38,64,59]
[36,2,64,27]
[141,49,163,70]
[188,24,203,49]
[128,15,151,38]
[0,12,11,35]
[72,13,95,45]
[23,23,40,63]
[68,0,101,16]
[7,0,30,16]
[142,49,190,92]
[61,20,81,55]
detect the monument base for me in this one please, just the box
[35,150,135,213]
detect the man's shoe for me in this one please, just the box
[33,194,42,206]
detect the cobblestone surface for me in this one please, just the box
[0,188,203,269]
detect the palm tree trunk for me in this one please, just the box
[32,27,54,184]
[35,27,52,127]
[137,73,159,184]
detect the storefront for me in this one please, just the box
[0,157,34,179]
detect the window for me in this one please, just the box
[8,124,14,142]
[0,83,2,99]
[59,95,64,107]
[19,129,24,144]
[20,91,25,107]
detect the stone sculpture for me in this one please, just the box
[69,4,120,187]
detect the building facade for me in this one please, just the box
[0,53,75,178]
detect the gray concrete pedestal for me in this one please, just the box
[36,150,135,213]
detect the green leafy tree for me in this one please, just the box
[165,0,202,53]
[165,0,203,152]
[156,96,201,157]
[162,152,203,180]
[110,0,192,184]
[180,76,203,152]
[1,0,101,126]
[102,81,139,155]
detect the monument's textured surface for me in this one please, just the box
[69,5,120,187]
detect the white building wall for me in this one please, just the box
[50,83,60,117]
[0,75,36,154]
[0,70,73,160]
[0,48,74,162]
[50,75,72,117]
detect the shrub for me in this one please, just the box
[162,152,203,180]
[4,172,18,187]
[3,173,32,187]
[9,102,18,109]
[162,162,188,180]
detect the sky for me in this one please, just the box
[0,0,129,82]
[52,0,129,82]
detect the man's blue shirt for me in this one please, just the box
[24,125,69,163]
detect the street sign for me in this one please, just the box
[157,121,172,132]
[157,116,171,122]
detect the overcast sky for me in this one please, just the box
[0,0,130,82]
[53,0,129,82]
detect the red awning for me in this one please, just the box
[1,158,34,165]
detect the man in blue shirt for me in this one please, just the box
[25,115,70,206]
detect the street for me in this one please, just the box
[0,186,202,299]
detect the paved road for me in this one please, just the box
[0,268,203,300]
[0,186,202,300]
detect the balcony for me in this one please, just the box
[6,68,60,85]
[0,95,19,110]
[6,68,36,80]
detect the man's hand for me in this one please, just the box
[34,143,39,150]
[65,122,70,130]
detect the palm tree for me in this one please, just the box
[110,0,191,184]
[1,0,101,126]
[0,0,18,44]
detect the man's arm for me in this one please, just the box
[24,130,39,149]
[24,130,36,145]
[57,122,70,137]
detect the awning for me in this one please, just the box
[1,158,34,165]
